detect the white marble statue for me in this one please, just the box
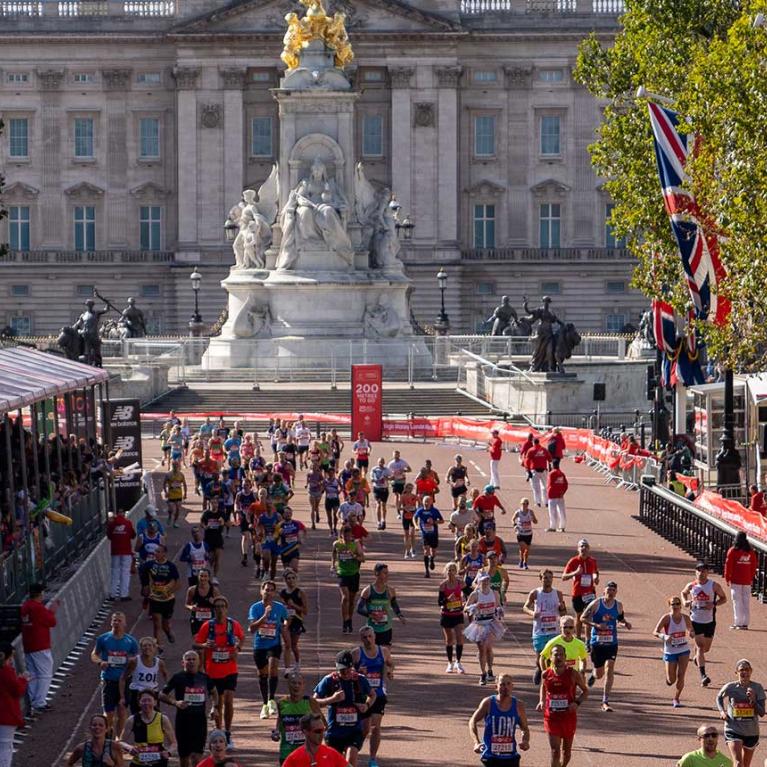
[364,294,402,337]
[276,157,354,270]
[230,294,272,338]
[228,166,280,270]
[353,162,403,270]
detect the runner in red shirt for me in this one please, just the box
[488,430,503,489]
[282,713,349,767]
[525,438,550,508]
[472,485,507,526]
[107,508,136,601]
[519,432,534,481]
[561,539,599,640]
[193,596,244,750]
[546,427,566,461]
[537,644,588,766]
[414,468,439,500]
[724,531,759,629]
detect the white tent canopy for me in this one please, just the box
[0,347,108,415]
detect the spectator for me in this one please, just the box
[676,725,731,767]
[20,582,59,714]
[748,484,766,517]
[0,641,29,767]
[546,459,569,533]
[107,508,136,602]
[668,471,686,497]
[546,427,566,461]
[724,532,758,630]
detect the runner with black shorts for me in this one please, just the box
[561,539,600,641]
[387,450,411,519]
[512,498,537,570]
[277,507,307,572]
[235,479,257,567]
[399,483,418,559]
[139,544,179,653]
[413,495,444,579]
[184,568,220,636]
[200,503,226,577]
[353,433,371,476]
[305,464,325,531]
[438,562,465,674]
[446,455,471,510]
[356,563,405,647]
[332,527,365,633]
[323,468,342,538]
[370,457,392,531]
[280,569,308,667]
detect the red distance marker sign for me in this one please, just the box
[351,364,383,442]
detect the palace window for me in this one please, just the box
[7,72,29,84]
[74,118,94,158]
[139,117,160,159]
[605,313,627,333]
[9,206,30,251]
[606,280,626,294]
[73,72,95,84]
[74,207,96,251]
[474,115,496,157]
[539,69,564,82]
[137,72,161,85]
[141,284,161,298]
[540,116,561,156]
[541,281,561,295]
[9,118,29,158]
[362,114,384,157]
[251,117,273,157]
[539,203,560,247]
[140,206,162,251]
[10,316,32,336]
[11,285,29,297]
[474,70,497,83]
[473,204,495,248]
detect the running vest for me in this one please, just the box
[441,581,464,616]
[355,645,387,695]
[474,589,497,622]
[129,656,160,692]
[280,588,304,622]
[664,614,690,655]
[166,473,184,501]
[482,696,519,760]
[190,585,216,625]
[533,588,560,637]
[82,740,113,767]
[515,509,534,536]
[463,554,484,587]
[131,711,165,765]
[139,532,162,562]
[367,585,392,633]
[324,478,341,500]
[688,580,716,624]
[336,542,360,576]
[278,697,313,761]
[589,599,619,646]
[186,542,208,578]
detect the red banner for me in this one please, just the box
[695,490,767,541]
[351,364,383,442]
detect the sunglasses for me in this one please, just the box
[670,601,682,606]
[309,727,326,734]
[563,626,575,630]
[701,733,718,739]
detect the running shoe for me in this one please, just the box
[429,556,435,571]
[260,703,270,719]
[545,528,555,532]
[672,698,682,708]
[241,555,247,567]
[486,670,496,682]
[409,550,416,559]
[518,561,524,569]
[369,759,380,767]
[587,673,596,688]
[479,673,488,686]
[381,521,386,530]
[226,732,234,750]
[268,699,278,716]
[523,563,529,570]
[455,662,466,674]
[601,702,613,712]
[424,571,430,578]
[701,675,711,687]
[445,662,454,673]
[397,513,402,520]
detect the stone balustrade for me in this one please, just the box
[460,0,624,13]
[0,0,176,16]
[460,247,632,261]
[0,249,174,263]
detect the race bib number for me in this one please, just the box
[195,609,212,621]
[733,703,755,719]
[491,736,515,755]
[669,632,687,647]
[184,687,206,704]
[541,615,558,627]
[284,534,298,545]
[258,623,277,639]
[596,628,614,644]
[336,706,358,725]
[136,747,162,763]
[581,593,596,605]
[285,726,304,744]
[446,598,462,611]
[212,650,231,663]
[366,672,381,688]
[108,652,127,666]
[579,574,592,588]
[548,695,570,711]
[370,608,387,625]
[208,520,220,529]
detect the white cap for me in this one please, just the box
[145,505,158,518]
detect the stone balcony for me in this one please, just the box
[0,249,174,263]
[460,246,633,261]
[460,0,623,12]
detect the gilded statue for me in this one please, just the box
[280,0,354,71]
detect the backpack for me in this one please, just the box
[208,617,236,646]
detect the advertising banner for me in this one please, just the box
[351,364,383,441]
[103,399,143,511]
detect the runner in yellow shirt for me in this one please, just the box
[539,615,588,673]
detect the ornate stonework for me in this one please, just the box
[413,102,435,128]
[36,69,65,90]
[102,68,131,91]
[504,65,533,89]
[173,66,201,90]
[220,67,246,89]
[64,181,105,199]
[467,180,506,198]
[531,178,571,198]
[436,66,462,88]
[200,104,222,129]
[388,67,414,89]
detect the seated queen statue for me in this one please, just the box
[276,157,355,270]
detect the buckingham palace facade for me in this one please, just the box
[0,0,643,336]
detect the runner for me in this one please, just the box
[473,486,507,532]
[281,713,349,767]
[414,466,440,501]
[652,595,694,708]
[399,482,418,559]
[545,460,568,533]
[139,544,179,653]
[313,650,376,767]
[561,539,599,640]
[481,552,510,605]
[345,468,370,513]
[522,569,566,685]
[121,636,167,716]
[446,454,471,510]
[247,489,269,579]
[120,690,176,767]
[519,432,534,482]
[280,569,309,668]
[459,539,486,597]
[539,617,589,675]
[179,525,211,587]
[537,644,588,767]
[272,671,323,766]
[356,563,405,646]
[323,468,342,538]
[677,725,732,767]
[370,457,392,530]
[331,527,366,634]
[512,498,537,569]
[66,714,125,767]
[193,596,245,750]
[185,568,220,636]
[525,438,550,508]
[438,561,466,674]
[135,519,164,571]
[329,429,345,469]
[294,421,313,470]
[352,626,394,767]
[488,429,503,490]
[306,463,326,531]
[257,503,284,581]
[413,494,444,578]
[449,498,474,541]
[248,579,292,720]
[682,562,727,687]
[162,460,186,529]
[469,674,531,766]
[464,573,505,686]
[478,524,508,565]
[90,612,138,737]
[581,581,632,712]
[277,507,307,573]
[352,432,371,476]
[200,500,227,577]
[235,479,257,567]
[160,650,211,767]
[455,523,479,562]
[387,450,411,519]
[159,422,172,467]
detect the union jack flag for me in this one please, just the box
[647,102,730,327]
[652,298,677,354]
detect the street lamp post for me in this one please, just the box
[188,268,204,337]
[434,268,450,336]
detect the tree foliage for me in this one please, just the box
[574,0,767,369]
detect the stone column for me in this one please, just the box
[173,66,201,255]
[102,68,132,247]
[571,80,595,246]
[220,67,246,210]
[37,69,65,248]
[389,67,413,217]
[436,66,461,245]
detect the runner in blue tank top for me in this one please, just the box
[581,580,632,711]
[469,674,530,766]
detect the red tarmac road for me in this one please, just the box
[17,439,767,766]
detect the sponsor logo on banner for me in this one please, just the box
[104,399,143,510]
[351,365,383,442]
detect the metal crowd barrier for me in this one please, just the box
[639,481,767,603]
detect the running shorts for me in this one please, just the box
[691,620,716,638]
[724,730,759,749]
[149,599,175,620]
[422,531,439,549]
[516,534,533,545]
[532,633,557,655]
[544,712,577,740]
[326,730,364,754]
[392,481,405,495]
[590,643,618,669]
[572,595,596,614]
[373,488,389,503]
[362,693,387,718]
[288,616,306,635]
[482,755,521,767]
[440,614,464,629]
[298,445,309,454]
[401,517,413,531]
[325,498,340,512]
[281,551,300,568]
[176,712,207,758]
[207,674,238,694]
[451,486,467,499]
[101,679,124,713]
[338,573,361,593]
[253,646,282,669]
[374,629,393,647]
[204,530,224,550]
[356,458,369,470]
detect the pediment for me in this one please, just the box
[170,0,459,35]
[64,182,105,198]
[129,182,171,199]
[530,178,571,198]
[3,181,39,199]
[466,179,505,198]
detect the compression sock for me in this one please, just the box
[259,675,269,704]
[269,675,278,699]
[423,556,430,574]
[699,665,706,677]
[456,644,463,661]
[446,645,454,662]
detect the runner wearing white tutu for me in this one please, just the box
[464,573,505,687]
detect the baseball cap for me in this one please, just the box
[145,505,158,518]
[476,572,490,582]
[486,551,498,559]
[577,538,589,547]
[695,561,708,570]
[484,484,495,493]
[335,650,354,670]
[374,563,388,574]
[606,580,618,588]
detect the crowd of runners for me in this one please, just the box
[4,415,760,767]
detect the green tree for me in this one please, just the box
[574,0,767,369]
